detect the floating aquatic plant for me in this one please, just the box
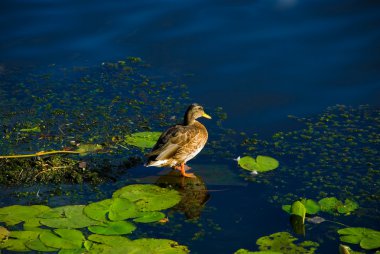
[88,234,189,253]
[234,249,281,254]
[0,205,51,226]
[88,220,136,235]
[319,197,358,215]
[39,205,99,229]
[282,197,358,216]
[0,184,187,253]
[124,131,162,149]
[338,227,380,250]
[237,155,279,172]
[234,232,319,254]
[112,184,181,211]
[256,232,319,253]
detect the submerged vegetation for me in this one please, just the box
[234,231,319,254]
[0,58,192,185]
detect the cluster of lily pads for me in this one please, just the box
[282,197,359,217]
[0,184,189,253]
[234,231,319,254]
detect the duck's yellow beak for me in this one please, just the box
[202,112,212,119]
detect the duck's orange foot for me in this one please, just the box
[181,172,196,178]
[173,164,192,171]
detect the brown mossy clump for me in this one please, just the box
[0,156,102,185]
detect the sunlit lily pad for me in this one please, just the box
[318,197,342,213]
[84,198,139,222]
[0,230,41,252]
[88,221,136,235]
[88,234,189,253]
[83,199,113,221]
[124,132,162,148]
[39,229,84,250]
[291,201,306,223]
[23,218,44,231]
[112,184,181,211]
[338,227,380,250]
[0,205,51,226]
[302,199,320,215]
[39,205,99,228]
[25,237,59,252]
[234,249,282,254]
[237,155,279,172]
[256,232,319,253]
[337,199,359,214]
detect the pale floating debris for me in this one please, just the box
[306,216,326,224]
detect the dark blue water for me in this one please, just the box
[1,0,380,134]
[1,1,380,253]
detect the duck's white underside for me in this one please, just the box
[145,146,203,167]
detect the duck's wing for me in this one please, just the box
[146,125,197,161]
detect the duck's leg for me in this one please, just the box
[173,164,192,171]
[179,163,195,178]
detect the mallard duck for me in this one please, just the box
[145,103,211,178]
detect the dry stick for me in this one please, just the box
[0,150,81,159]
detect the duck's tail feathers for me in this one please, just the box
[144,160,169,167]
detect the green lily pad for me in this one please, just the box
[59,248,88,254]
[109,198,140,221]
[318,197,342,213]
[133,211,166,223]
[337,199,359,214]
[256,232,319,253]
[291,201,306,223]
[282,205,291,214]
[39,205,99,229]
[26,237,59,252]
[302,199,320,215]
[234,249,282,254]
[84,198,139,222]
[88,221,136,235]
[23,218,44,231]
[83,199,113,221]
[124,132,162,148]
[0,230,41,252]
[256,155,280,171]
[88,234,189,253]
[237,156,260,171]
[338,227,380,250]
[39,229,84,250]
[112,184,181,211]
[0,205,51,226]
[237,155,279,172]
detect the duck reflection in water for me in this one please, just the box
[155,170,210,220]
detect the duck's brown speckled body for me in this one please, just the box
[145,103,211,178]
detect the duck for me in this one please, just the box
[145,103,211,178]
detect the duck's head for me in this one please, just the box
[184,103,211,125]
